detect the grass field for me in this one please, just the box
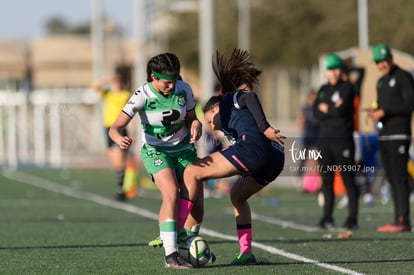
[1,168,414,274]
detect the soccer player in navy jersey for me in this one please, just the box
[179,49,285,265]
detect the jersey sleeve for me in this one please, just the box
[235,91,271,132]
[181,81,197,111]
[122,85,145,118]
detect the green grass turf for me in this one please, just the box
[1,168,414,274]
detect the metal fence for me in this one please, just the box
[0,89,107,169]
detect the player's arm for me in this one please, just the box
[183,83,202,144]
[236,92,285,146]
[109,112,133,150]
[352,67,365,93]
[185,108,202,144]
[90,76,111,95]
[109,87,143,149]
[112,86,144,148]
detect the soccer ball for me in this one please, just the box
[177,235,212,267]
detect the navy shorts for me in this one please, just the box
[220,133,285,185]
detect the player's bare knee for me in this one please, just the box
[184,164,202,181]
[161,187,179,203]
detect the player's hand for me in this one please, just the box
[334,98,343,108]
[367,108,384,123]
[119,136,133,150]
[190,120,202,144]
[318,102,329,113]
[264,127,285,147]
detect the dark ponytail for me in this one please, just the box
[212,48,262,94]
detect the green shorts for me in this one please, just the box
[140,144,198,183]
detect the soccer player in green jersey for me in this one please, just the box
[109,52,202,269]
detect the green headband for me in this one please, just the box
[151,70,178,80]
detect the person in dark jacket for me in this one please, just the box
[313,53,359,230]
[368,44,414,232]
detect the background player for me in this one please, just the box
[91,73,131,201]
[368,44,414,232]
[312,53,359,230]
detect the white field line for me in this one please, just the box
[2,171,365,275]
[251,212,321,232]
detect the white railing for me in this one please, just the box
[0,88,106,170]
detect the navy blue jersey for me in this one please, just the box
[218,91,284,185]
[219,92,265,142]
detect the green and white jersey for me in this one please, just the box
[123,80,196,153]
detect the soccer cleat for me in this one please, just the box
[148,236,163,248]
[231,252,257,265]
[377,224,411,233]
[164,252,193,269]
[177,230,188,244]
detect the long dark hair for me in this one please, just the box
[212,48,262,94]
[146,52,181,82]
